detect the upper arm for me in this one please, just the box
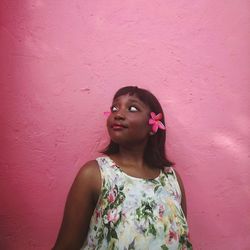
[52,160,101,250]
[174,169,187,218]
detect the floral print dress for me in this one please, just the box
[82,156,192,250]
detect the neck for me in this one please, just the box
[113,143,147,168]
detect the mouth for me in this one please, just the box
[111,123,128,130]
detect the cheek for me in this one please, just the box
[106,115,112,127]
[106,116,116,135]
[131,117,150,131]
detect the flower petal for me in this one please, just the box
[150,112,156,119]
[149,119,155,125]
[155,113,162,120]
[152,123,159,133]
[104,111,111,117]
[158,121,166,130]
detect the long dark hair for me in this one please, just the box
[101,86,174,169]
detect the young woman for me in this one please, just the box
[53,86,192,250]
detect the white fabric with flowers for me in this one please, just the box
[82,156,192,250]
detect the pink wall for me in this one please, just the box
[1,1,249,249]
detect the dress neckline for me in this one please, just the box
[104,155,163,181]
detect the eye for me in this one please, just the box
[110,105,118,112]
[129,106,139,112]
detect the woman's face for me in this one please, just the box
[107,94,151,146]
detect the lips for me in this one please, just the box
[111,123,128,129]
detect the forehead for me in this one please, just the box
[113,94,147,106]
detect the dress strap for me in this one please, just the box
[163,166,182,204]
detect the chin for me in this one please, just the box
[109,136,125,145]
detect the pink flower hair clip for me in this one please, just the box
[103,111,111,117]
[149,112,166,133]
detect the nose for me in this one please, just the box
[114,110,125,120]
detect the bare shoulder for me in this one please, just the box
[75,160,101,197]
[77,160,100,179]
[52,160,101,249]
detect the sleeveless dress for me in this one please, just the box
[82,156,192,250]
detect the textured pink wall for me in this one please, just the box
[1,1,250,249]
